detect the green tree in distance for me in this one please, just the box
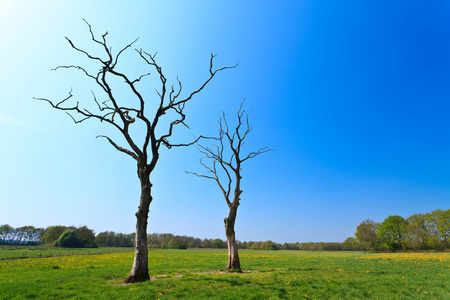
[429,209,450,245]
[355,219,379,250]
[377,215,408,251]
[405,213,429,250]
[57,229,79,248]
[342,237,355,250]
[75,226,98,248]
[0,225,13,244]
[42,226,68,245]
[212,238,225,249]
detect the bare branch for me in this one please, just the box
[34,89,126,131]
[170,54,238,109]
[97,135,138,160]
[210,54,240,76]
[186,157,232,207]
[162,135,215,149]
[171,77,183,103]
[132,72,151,84]
[112,37,140,69]
[185,170,215,181]
[52,65,97,81]
[241,147,273,162]
[66,111,89,124]
[197,143,232,168]
[65,36,105,64]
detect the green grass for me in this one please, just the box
[0,250,448,299]
[0,245,134,260]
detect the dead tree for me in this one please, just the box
[187,100,271,271]
[34,20,236,283]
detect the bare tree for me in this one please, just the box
[35,20,236,283]
[187,100,271,271]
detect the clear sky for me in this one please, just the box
[1,0,450,243]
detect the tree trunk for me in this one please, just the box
[224,207,241,272]
[124,167,152,283]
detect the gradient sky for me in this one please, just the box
[1,0,450,243]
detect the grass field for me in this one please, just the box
[0,246,134,260]
[0,249,448,299]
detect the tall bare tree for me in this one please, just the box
[35,20,236,283]
[187,100,271,271]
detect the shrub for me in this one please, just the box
[211,238,225,249]
[57,229,80,248]
[74,226,98,248]
[42,226,67,245]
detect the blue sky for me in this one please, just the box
[1,0,450,243]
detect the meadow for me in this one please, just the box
[0,249,448,299]
[0,246,134,260]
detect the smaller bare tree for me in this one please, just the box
[187,100,271,271]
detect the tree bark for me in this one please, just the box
[224,206,241,272]
[124,166,152,283]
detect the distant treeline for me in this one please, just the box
[2,208,448,251]
[344,209,450,251]
[146,233,345,251]
[0,225,43,245]
[0,225,344,250]
[39,226,135,248]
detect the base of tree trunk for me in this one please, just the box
[225,267,242,273]
[225,248,241,272]
[123,273,150,284]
